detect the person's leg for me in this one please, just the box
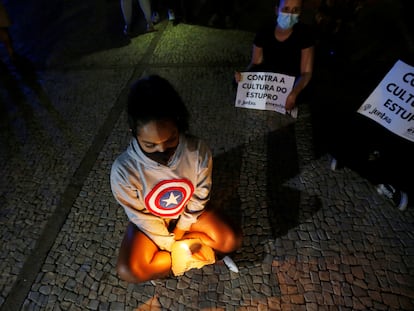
[151,0,160,23]
[330,114,411,210]
[0,28,14,59]
[117,222,171,283]
[167,0,184,22]
[221,0,234,28]
[184,209,242,255]
[329,112,373,171]
[370,129,412,209]
[138,0,154,30]
[120,0,133,34]
[207,0,220,26]
[120,0,133,26]
[0,4,13,57]
[151,0,159,12]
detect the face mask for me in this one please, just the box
[277,12,299,30]
[143,147,177,165]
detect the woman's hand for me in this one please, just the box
[285,91,297,112]
[173,227,185,240]
[234,71,242,83]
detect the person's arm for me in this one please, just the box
[235,44,263,82]
[247,45,263,70]
[110,163,176,251]
[175,140,212,233]
[285,45,314,111]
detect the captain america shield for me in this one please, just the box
[145,179,194,217]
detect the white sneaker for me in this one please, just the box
[168,9,175,21]
[151,11,160,24]
[208,13,219,27]
[149,279,164,286]
[223,256,239,273]
[146,22,155,32]
[123,24,130,36]
[376,184,408,211]
[330,157,338,171]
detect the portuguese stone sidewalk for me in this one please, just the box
[1,1,414,310]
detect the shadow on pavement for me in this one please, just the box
[266,123,322,238]
[209,146,243,239]
[208,122,322,268]
[0,55,74,160]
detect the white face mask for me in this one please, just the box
[277,12,299,30]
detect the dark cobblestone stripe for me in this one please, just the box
[0,21,170,311]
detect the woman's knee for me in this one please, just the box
[217,213,243,252]
[229,228,243,252]
[0,29,8,42]
[117,251,172,283]
[217,225,243,253]
[117,258,156,283]
[196,210,243,253]
[116,260,141,283]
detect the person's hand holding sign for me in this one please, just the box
[285,89,298,111]
[234,71,242,83]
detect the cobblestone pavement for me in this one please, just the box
[1,1,414,310]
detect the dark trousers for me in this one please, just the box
[328,112,413,196]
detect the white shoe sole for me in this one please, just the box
[223,256,239,273]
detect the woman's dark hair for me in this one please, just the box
[277,0,303,7]
[127,75,190,136]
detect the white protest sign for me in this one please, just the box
[357,60,414,142]
[235,72,297,118]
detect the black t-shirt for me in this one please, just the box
[253,22,315,77]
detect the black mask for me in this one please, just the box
[142,147,177,165]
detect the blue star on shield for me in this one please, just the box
[159,190,182,209]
